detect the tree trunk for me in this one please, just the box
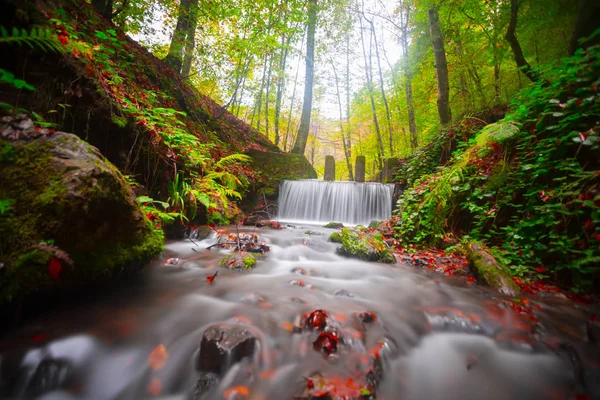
[428,7,452,127]
[505,0,537,82]
[274,35,291,146]
[284,29,306,152]
[164,0,194,73]
[359,16,384,170]
[400,1,418,149]
[181,0,199,77]
[291,0,317,155]
[92,0,113,20]
[345,32,353,180]
[251,54,269,131]
[368,19,393,156]
[570,0,600,54]
[330,57,354,181]
[265,55,275,140]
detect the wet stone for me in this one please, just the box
[193,372,220,400]
[334,289,355,298]
[198,323,258,375]
[425,313,486,335]
[587,319,600,344]
[26,358,72,397]
[291,267,307,275]
[356,311,377,324]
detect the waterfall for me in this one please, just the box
[278,179,395,225]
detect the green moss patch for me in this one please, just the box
[337,228,395,264]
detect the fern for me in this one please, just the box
[0,26,65,53]
[215,153,251,169]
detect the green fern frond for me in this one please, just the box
[214,153,251,169]
[0,26,66,53]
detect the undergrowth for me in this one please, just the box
[394,41,600,290]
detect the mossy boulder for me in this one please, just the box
[246,149,317,197]
[329,232,342,243]
[337,228,396,264]
[218,253,257,271]
[462,240,520,295]
[324,222,344,229]
[0,117,163,303]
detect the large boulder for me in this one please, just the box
[245,149,317,197]
[198,323,258,374]
[462,240,520,295]
[0,116,163,303]
[337,228,396,264]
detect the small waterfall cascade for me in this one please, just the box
[278,179,395,225]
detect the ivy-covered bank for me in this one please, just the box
[393,43,600,291]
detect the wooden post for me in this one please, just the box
[385,158,398,183]
[324,155,335,181]
[355,156,365,182]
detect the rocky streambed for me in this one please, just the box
[0,224,598,400]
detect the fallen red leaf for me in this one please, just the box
[148,344,168,370]
[147,376,162,396]
[31,334,49,342]
[223,385,249,398]
[206,271,218,284]
[48,257,62,280]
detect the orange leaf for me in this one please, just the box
[147,377,162,396]
[48,257,62,280]
[223,385,249,398]
[148,344,168,370]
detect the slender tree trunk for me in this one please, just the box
[428,7,452,127]
[359,16,384,170]
[291,0,317,155]
[284,30,306,152]
[181,0,199,77]
[345,32,353,179]
[400,1,418,149]
[367,19,393,156]
[330,57,353,181]
[274,35,291,146]
[265,55,274,140]
[251,54,269,130]
[505,0,537,82]
[570,0,600,54]
[164,0,194,73]
[493,61,501,103]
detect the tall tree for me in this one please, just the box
[359,12,384,169]
[505,0,537,82]
[330,56,354,181]
[181,0,200,77]
[570,0,600,54]
[164,0,199,73]
[399,1,418,149]
[274,34,292,146]
[428,6,452,126]
[291,0,318,155]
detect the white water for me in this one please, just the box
[278,180,395,225]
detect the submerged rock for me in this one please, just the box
[328,232,342,243]
[218,253,257,270]
[462,240,520,295]
[26,358,72,397]
[0,116,163,304]
[337,228,395,264]
[198,323,258,374]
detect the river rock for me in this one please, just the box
[462,240,520,295]
[218,253,257,270]
[324,222,344,229]
[198,323,258,374]
[328,232,342,243]
[337,228,396,264]
[25,358,72,397]
[0,116,163,304]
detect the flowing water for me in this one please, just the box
[278,180,395,225]
[0,225,598,400]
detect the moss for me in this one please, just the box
[338,228,395,264]
[0,134,163,304]
[368,220,382,229]
[246,149,317,196]
[218,253,257,270]
[329,232,342,243]
[462,240,520,295]
[324,222,344,229]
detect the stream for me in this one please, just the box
[0,224,598,400]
